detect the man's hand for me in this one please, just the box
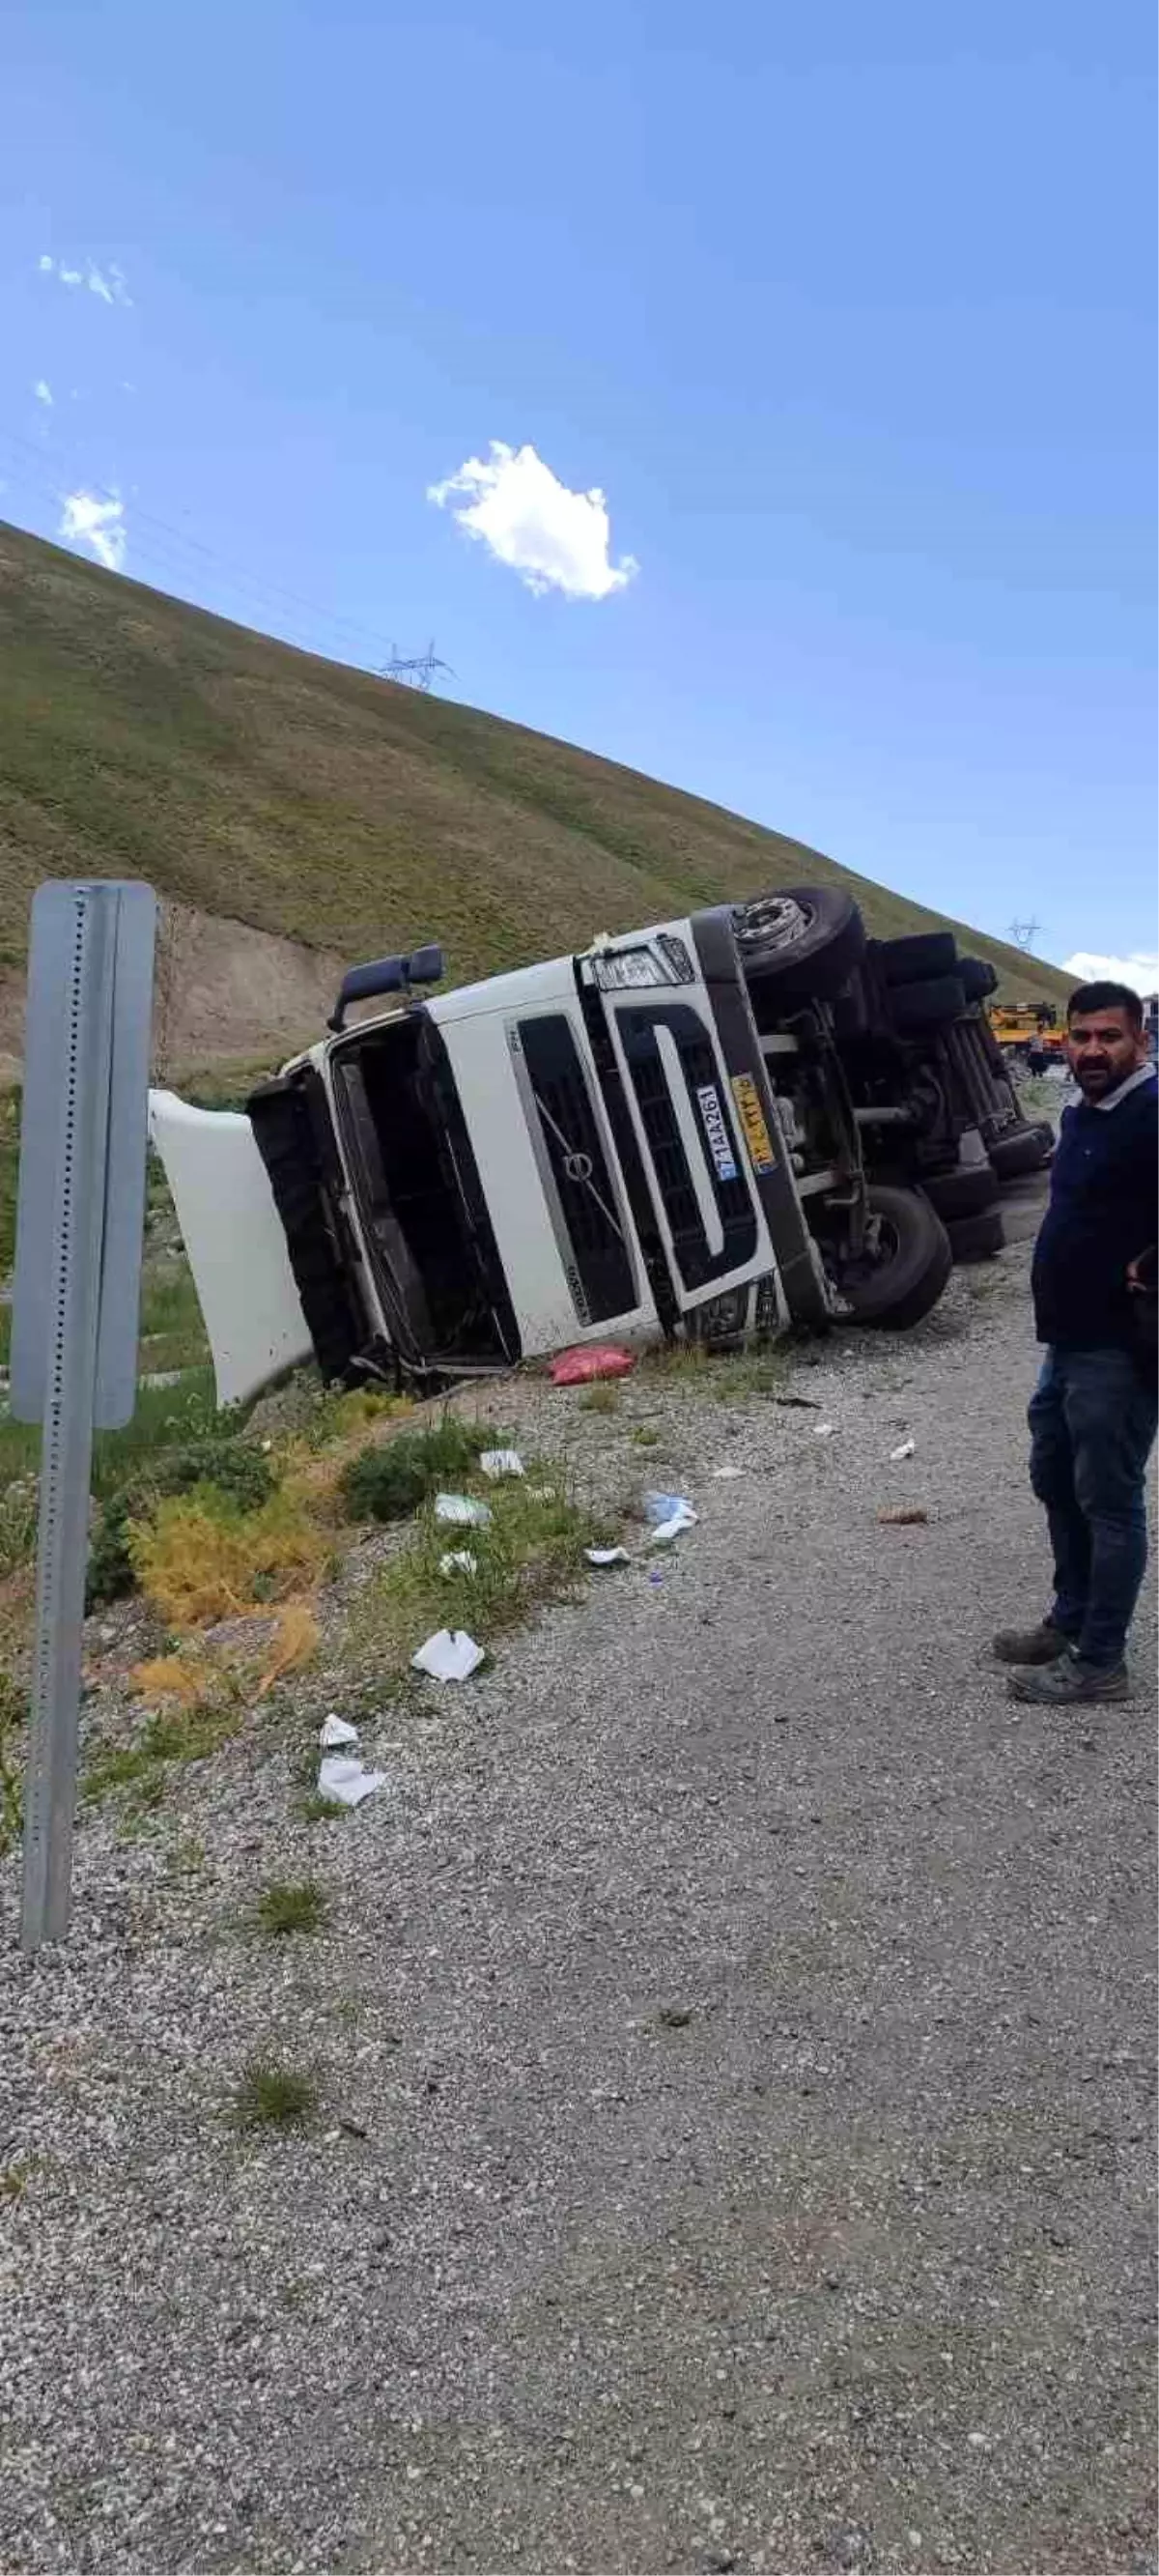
[1127,1246,1157,1293]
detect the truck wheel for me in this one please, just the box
[958,956,1000,1002]
[838,1185,953,1331]
[733,885,866,1006]
[879,931,958,986]
[923,1161,1001,1218]
[947,1207,1005,1262]
[989,1121,1054,1181]
[889,975,968,1033]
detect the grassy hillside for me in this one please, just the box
[0,520,1069,1006]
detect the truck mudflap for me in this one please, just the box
[147,1090,316,1409]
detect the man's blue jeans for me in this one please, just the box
[1029,1346,1158,1669]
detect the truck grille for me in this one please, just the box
[517,1016,636,1323]
[620,1011,757,1289]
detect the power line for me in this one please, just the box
[0,419,436,676]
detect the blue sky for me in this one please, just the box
[3,0,1155,979]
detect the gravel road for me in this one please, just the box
[1,1235,1154,2576]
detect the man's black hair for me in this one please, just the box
[1066,981,1144,1030]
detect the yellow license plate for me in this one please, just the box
[730,1073,777,1174]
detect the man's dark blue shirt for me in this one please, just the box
[1032,1069,1158,1349]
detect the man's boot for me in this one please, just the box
[1007,1649,1131,1706]
[992,1619,1070,1666]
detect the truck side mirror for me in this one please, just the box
[327,955,408,1031]
[327,944,445,1031]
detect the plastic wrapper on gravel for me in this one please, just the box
[550,1345,636,1386]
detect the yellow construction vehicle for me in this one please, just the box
[987,1000,1065,1064]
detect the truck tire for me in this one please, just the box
[989,1120,1054,1182]
[958,956,1000,1002]
[839,1184,953,1331]
[733,885,866,1006]
[947,1207,1005,1263]
[879,931,958,987]
[923,1161,1002,1219]
[889,975,968,1033]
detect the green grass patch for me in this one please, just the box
[338,1416,488,1525]
[298,1790,347,1824]
[86,1432,276,1611]
[137,1263,211,1374]
[349,1460,609,1677]
[232,2060,318,2132]
[579,1383,620,1416]
[0,1673,26,1857]
[84,1684,246,1808]
[255,1877,328,1936]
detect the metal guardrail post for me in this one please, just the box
[10,880,156,1952]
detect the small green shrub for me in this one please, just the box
[0,1673,26,1857]
[232,2060,318,2132]
[338,1417,487,1525]
[86,1437,276,1612]
[255,1878,327,1936]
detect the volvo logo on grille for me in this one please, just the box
[562,1148,594,1182]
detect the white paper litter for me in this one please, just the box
[813,1421,836,1439]
[526,1484,558,1503]
[318,1755,387,1809]
[438,1549,479,1577]
[585,1545,631,1566]
[890,1439,916,1461]
[646,1504,698,1548]
[434,1492,493,1527]
[712,1464,745,1478]
[480,1448,524,1480]
[319,1712,359,1750]
[411,1627,485,1683]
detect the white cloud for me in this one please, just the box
[39,253,132,306]
[1062,950,1159,994]
[33,379,53,407]
[58,490,127,574]
[428,440,637,600]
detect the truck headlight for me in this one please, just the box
[592,948,672,990]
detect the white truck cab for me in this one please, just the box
[150,895,950,1409]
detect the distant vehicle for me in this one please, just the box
[987,1000,1066,1063]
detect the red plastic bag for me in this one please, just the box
[550,1344,636,1387]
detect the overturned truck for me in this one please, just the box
[150,890,1051,1408]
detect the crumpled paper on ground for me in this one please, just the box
[318,1754,388,1808]
[480,1449,523,1479]
[434,1493,493,1527]
[319,1713,359,1749]
[411,1628,485,1683]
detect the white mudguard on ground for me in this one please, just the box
[148,1089,313,1409]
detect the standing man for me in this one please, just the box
[994,981,1157,1704]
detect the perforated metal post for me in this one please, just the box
[11,880,156,1952]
